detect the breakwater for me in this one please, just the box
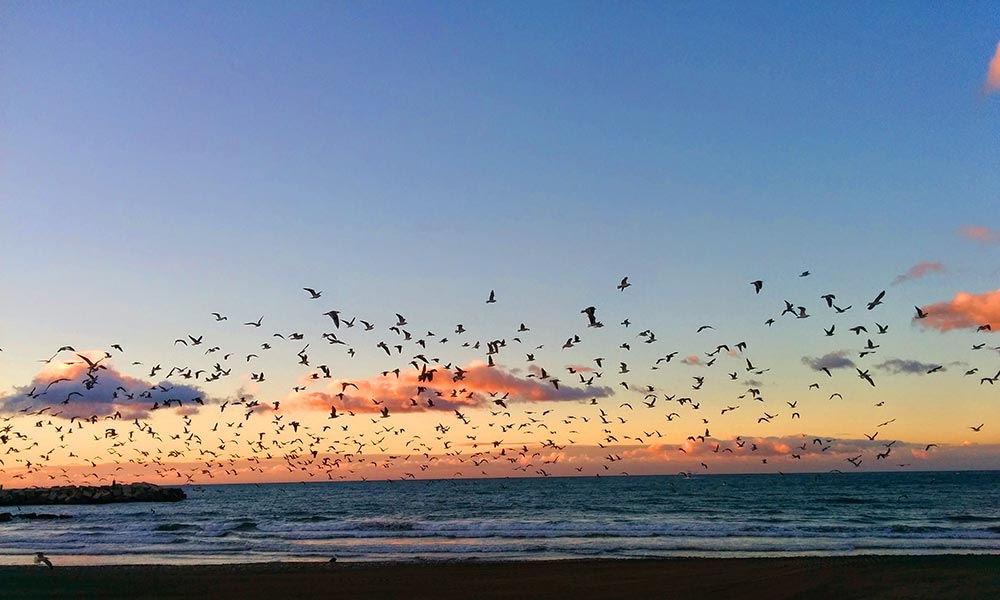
[0,483,185,506]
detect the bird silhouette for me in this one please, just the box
[866,290,886,310]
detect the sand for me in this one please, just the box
[2,555,999,599]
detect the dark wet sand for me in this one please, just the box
[3,555,999,599]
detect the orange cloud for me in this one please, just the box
[914,288,1000,332]
[958,225,1000,243]
[986,42,1000,94]
[288,361,613,413]
[891,261,944,285]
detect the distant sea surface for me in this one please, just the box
[2,472,999,566]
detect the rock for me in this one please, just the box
[0,483,185,506]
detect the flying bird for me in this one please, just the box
[866,290,886,310]
[323,311,341,328]
[581,306,601,328]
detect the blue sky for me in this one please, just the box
[5,2,998,336]
[2,3,1000,480]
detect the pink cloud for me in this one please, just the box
[891,261,945,285]
[958,225,1000,244]
[914,288,1000,332]
[987,42,1000,94]
[289,361,613,413]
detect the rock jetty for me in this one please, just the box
[0,512,72,522]
[0,482,185,506]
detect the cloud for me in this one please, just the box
[875,358,943,375]
[802,351,856,371]
[0,352,212,419]
[891,261,945,285]
[986,42,1000,94]
[958,225,1000,244]
[914,288,1000,332]
[681,355,702,366]
[289,361,614,414]
[616,435,925,467]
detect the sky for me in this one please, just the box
[2,2,1000,485]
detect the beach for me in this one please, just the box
[1,556,998,599]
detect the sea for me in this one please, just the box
[1,471,999,566]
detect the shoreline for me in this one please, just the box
[2,548,1000,567]
[4,555,1000,599]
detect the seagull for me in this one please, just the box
[34,552,53,569]
[617,277,630,291]
[751,280,763,294]
[323,310,341,328]
[857,368,875,387]
[914,306,928,319]
[486,290,497,304]
[866,290,886,310]
[303,288,322,299]
[244,316,263,327]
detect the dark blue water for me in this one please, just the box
[2,471,998,565]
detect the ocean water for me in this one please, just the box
[1,471,998,566]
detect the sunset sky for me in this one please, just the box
[2,3,1000,485]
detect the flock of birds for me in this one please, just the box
[1,272,997,487]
